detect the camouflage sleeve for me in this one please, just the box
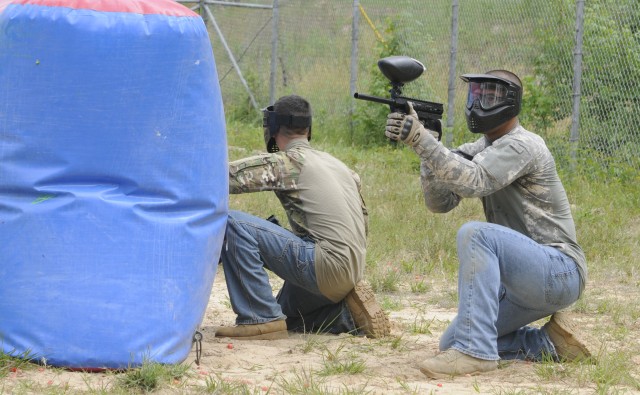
[228,152,300,194]
[419,137,489,212]
[420,157,462,213]
[455,137,489,158]
[414,132,535,198]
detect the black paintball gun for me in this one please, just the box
[354,56,444,140]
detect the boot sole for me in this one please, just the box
[345,282,390,338]
[420,368,485,379]
[419,365,490,379]
[215,330,289,340]
[420,363,498,379]
[419,366,451,379]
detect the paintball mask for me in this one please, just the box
[262,105,312,152]
[460,72,522,134]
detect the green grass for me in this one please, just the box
[316,344,366,377]
[407,317,436,336]
[0,350,37,379]
[116,359,191,392]
[202,373,262,394]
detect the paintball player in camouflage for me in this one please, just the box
[215,94,390,340]
[385,70,592,378]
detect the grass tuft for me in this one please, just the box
[115,359,190,393]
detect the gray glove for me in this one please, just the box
[385,102,434,147]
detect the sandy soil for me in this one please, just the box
[2,270,639,394]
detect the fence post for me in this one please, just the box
[445,0,459,148]
[199,0,207,24]
[570,0,585,168]
[349,0,360,141]
[269,0,279,105]
[203,6,260,112]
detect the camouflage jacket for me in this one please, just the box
[229,138,368,302]
[414,123,587,291]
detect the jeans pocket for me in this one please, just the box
[294,242,317,288]
[545,252,580,307]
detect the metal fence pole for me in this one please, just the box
[269,0,279,105]
[349,0,360,140]
[445,0,459,148]
[203,5,260,112]
[570,0,585,167]
[199,0,207,24]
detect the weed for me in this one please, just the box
[317,344,366,377]
[203,373,261,394]
[396,377,422,394]
[407,316,435,335]
[409,277,431,294]
[115,360,190,393]
[535,353,573,380]
[0,349,38,379]
[276,366,328,394]
[380,295,402,311]
[386,335,407,351]
[587,351,640,392]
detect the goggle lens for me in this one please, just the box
[467,81,509,110]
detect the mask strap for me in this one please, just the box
[264,108,312,138]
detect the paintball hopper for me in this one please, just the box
[378,56,425,88]
[354,55,443,140]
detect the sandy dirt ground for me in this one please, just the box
[2,270,639,394]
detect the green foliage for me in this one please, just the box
[350,17,440,149]
[223,70,266,124]
[519,75,555,131]
[352,19,402,148]
[530,0,640,165]
[528,0,575,121]
[578,1,640,160]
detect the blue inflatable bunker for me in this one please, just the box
[0,0,228,368]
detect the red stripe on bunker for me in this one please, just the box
[12,0,197,16]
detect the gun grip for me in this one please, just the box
[422,119,443,141]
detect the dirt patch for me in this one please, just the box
[2,272,638,394]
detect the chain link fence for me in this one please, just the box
[185,0,640,173]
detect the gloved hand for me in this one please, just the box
[385,102,428,147]
[384,103,425,147]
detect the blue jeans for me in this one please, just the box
[439,221,581,361]
[220,210,356,334]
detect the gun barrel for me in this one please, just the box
[353,92,395,106]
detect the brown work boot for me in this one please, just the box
[214,320,288,340]
[345,280,390,338]
[419,349,498,379]
[542,311,593,362]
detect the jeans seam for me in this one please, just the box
[229,223,259,323]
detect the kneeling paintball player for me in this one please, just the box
[215,94,390,340]
[385,69,593,377]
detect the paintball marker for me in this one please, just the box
[354,56,444,140]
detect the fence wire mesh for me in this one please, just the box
[191,0,640,173]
